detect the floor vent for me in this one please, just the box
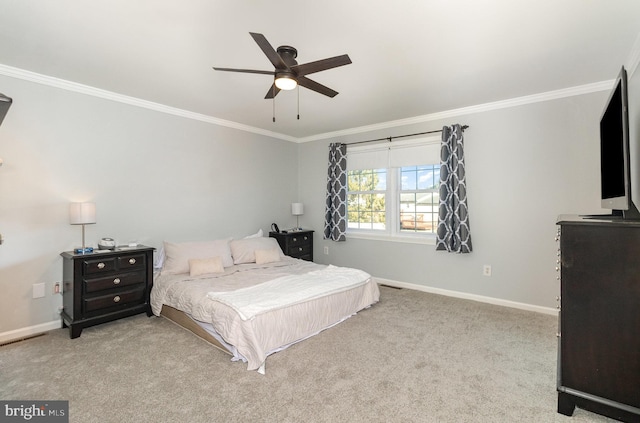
[379,284,403,290]
[0,332,47,347]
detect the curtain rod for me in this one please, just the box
[345,125,469,146]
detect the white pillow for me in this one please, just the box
[243,229,263,239]
[189,256,225,277]
[162,239,233,274]
[254,248,281,265]
[230,237,284,264]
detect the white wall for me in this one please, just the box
[298,91,608,310]
[2,64,636,338]
[0,74,299,337]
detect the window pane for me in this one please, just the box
[400,193,416,210]
[348,173,360,190]
[401,167,416,190]
[417,168,432,190]
[346,168,388,232]
[372,193,385,211]
[375,170,386,190]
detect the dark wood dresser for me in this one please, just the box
[60,245,154,338]
[269,230,314,261]
[556,215,640,422]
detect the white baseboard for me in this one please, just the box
[0,320,62,345]
[0,281,556,344]
[374,277,558,316]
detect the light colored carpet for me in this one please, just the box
[0,286,616,423]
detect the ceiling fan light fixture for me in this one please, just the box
[275,73,297,90]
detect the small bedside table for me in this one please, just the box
[60,245,155,338]
[269,230,314,261]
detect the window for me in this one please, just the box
[347,165,440,236]
[399,165,440,234]
[348,169,387,230]
[346,137,441,240]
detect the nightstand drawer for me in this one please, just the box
[289,233,312,247]
[83,257,117,275]
[83,286,146,314]
[289,243,311,258]
[83,272,146,293]
[117,253,146,270]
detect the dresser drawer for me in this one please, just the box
[83,272,146,293]
[83,257,117,275]
[83,286,146,314]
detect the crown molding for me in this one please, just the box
[0,63,615,145]
[297,80,614,143]
[0,64,297,143]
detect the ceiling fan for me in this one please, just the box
[213,32,352,99]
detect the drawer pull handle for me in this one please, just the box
[113,278,121,285]
[293,238,297,242]
[97,262,105,269]
[299,247,303,251]
[129,258,136,265]
[113,295,121,303]
[304,236,308,240]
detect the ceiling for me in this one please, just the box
[1,0,640,141]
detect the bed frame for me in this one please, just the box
[159,304,231,356]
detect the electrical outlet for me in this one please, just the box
[483,265,492,277]
[324,246,329,255]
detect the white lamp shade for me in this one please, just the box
[291,203,304,216]
[69,202,96,225]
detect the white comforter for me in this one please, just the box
[206,265,371,320]
[150,258,380,372]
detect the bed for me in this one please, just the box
[150,234,380,373]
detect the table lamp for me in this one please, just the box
[291,203,304,231]
[70,202,96,254]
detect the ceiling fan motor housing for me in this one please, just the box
[276,46,298,67]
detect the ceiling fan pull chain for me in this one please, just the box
[273,86,276,122]
[297,86,300,120]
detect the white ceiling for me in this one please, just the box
[1,0,640,141]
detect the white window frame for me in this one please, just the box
[346,136,441,245]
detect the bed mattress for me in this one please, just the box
[150,258,379,372]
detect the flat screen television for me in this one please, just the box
[599,66,640,219]
[0,92,11,126]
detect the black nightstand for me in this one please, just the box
[269,230,314,261]
[60,245,154,338]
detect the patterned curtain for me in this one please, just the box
[324,143,347,241]
[436,124,472,253]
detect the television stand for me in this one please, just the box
[556,216,640,422]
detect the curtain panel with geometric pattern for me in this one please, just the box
[323,143,347,241]
[435,124,472,253]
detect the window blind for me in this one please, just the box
[347,137,441,170]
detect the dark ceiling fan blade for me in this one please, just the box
[297,76,339,98]
[264,83,281,99]
[249,32,288,70]
[212,67,274,75]
[292,54,352,77]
